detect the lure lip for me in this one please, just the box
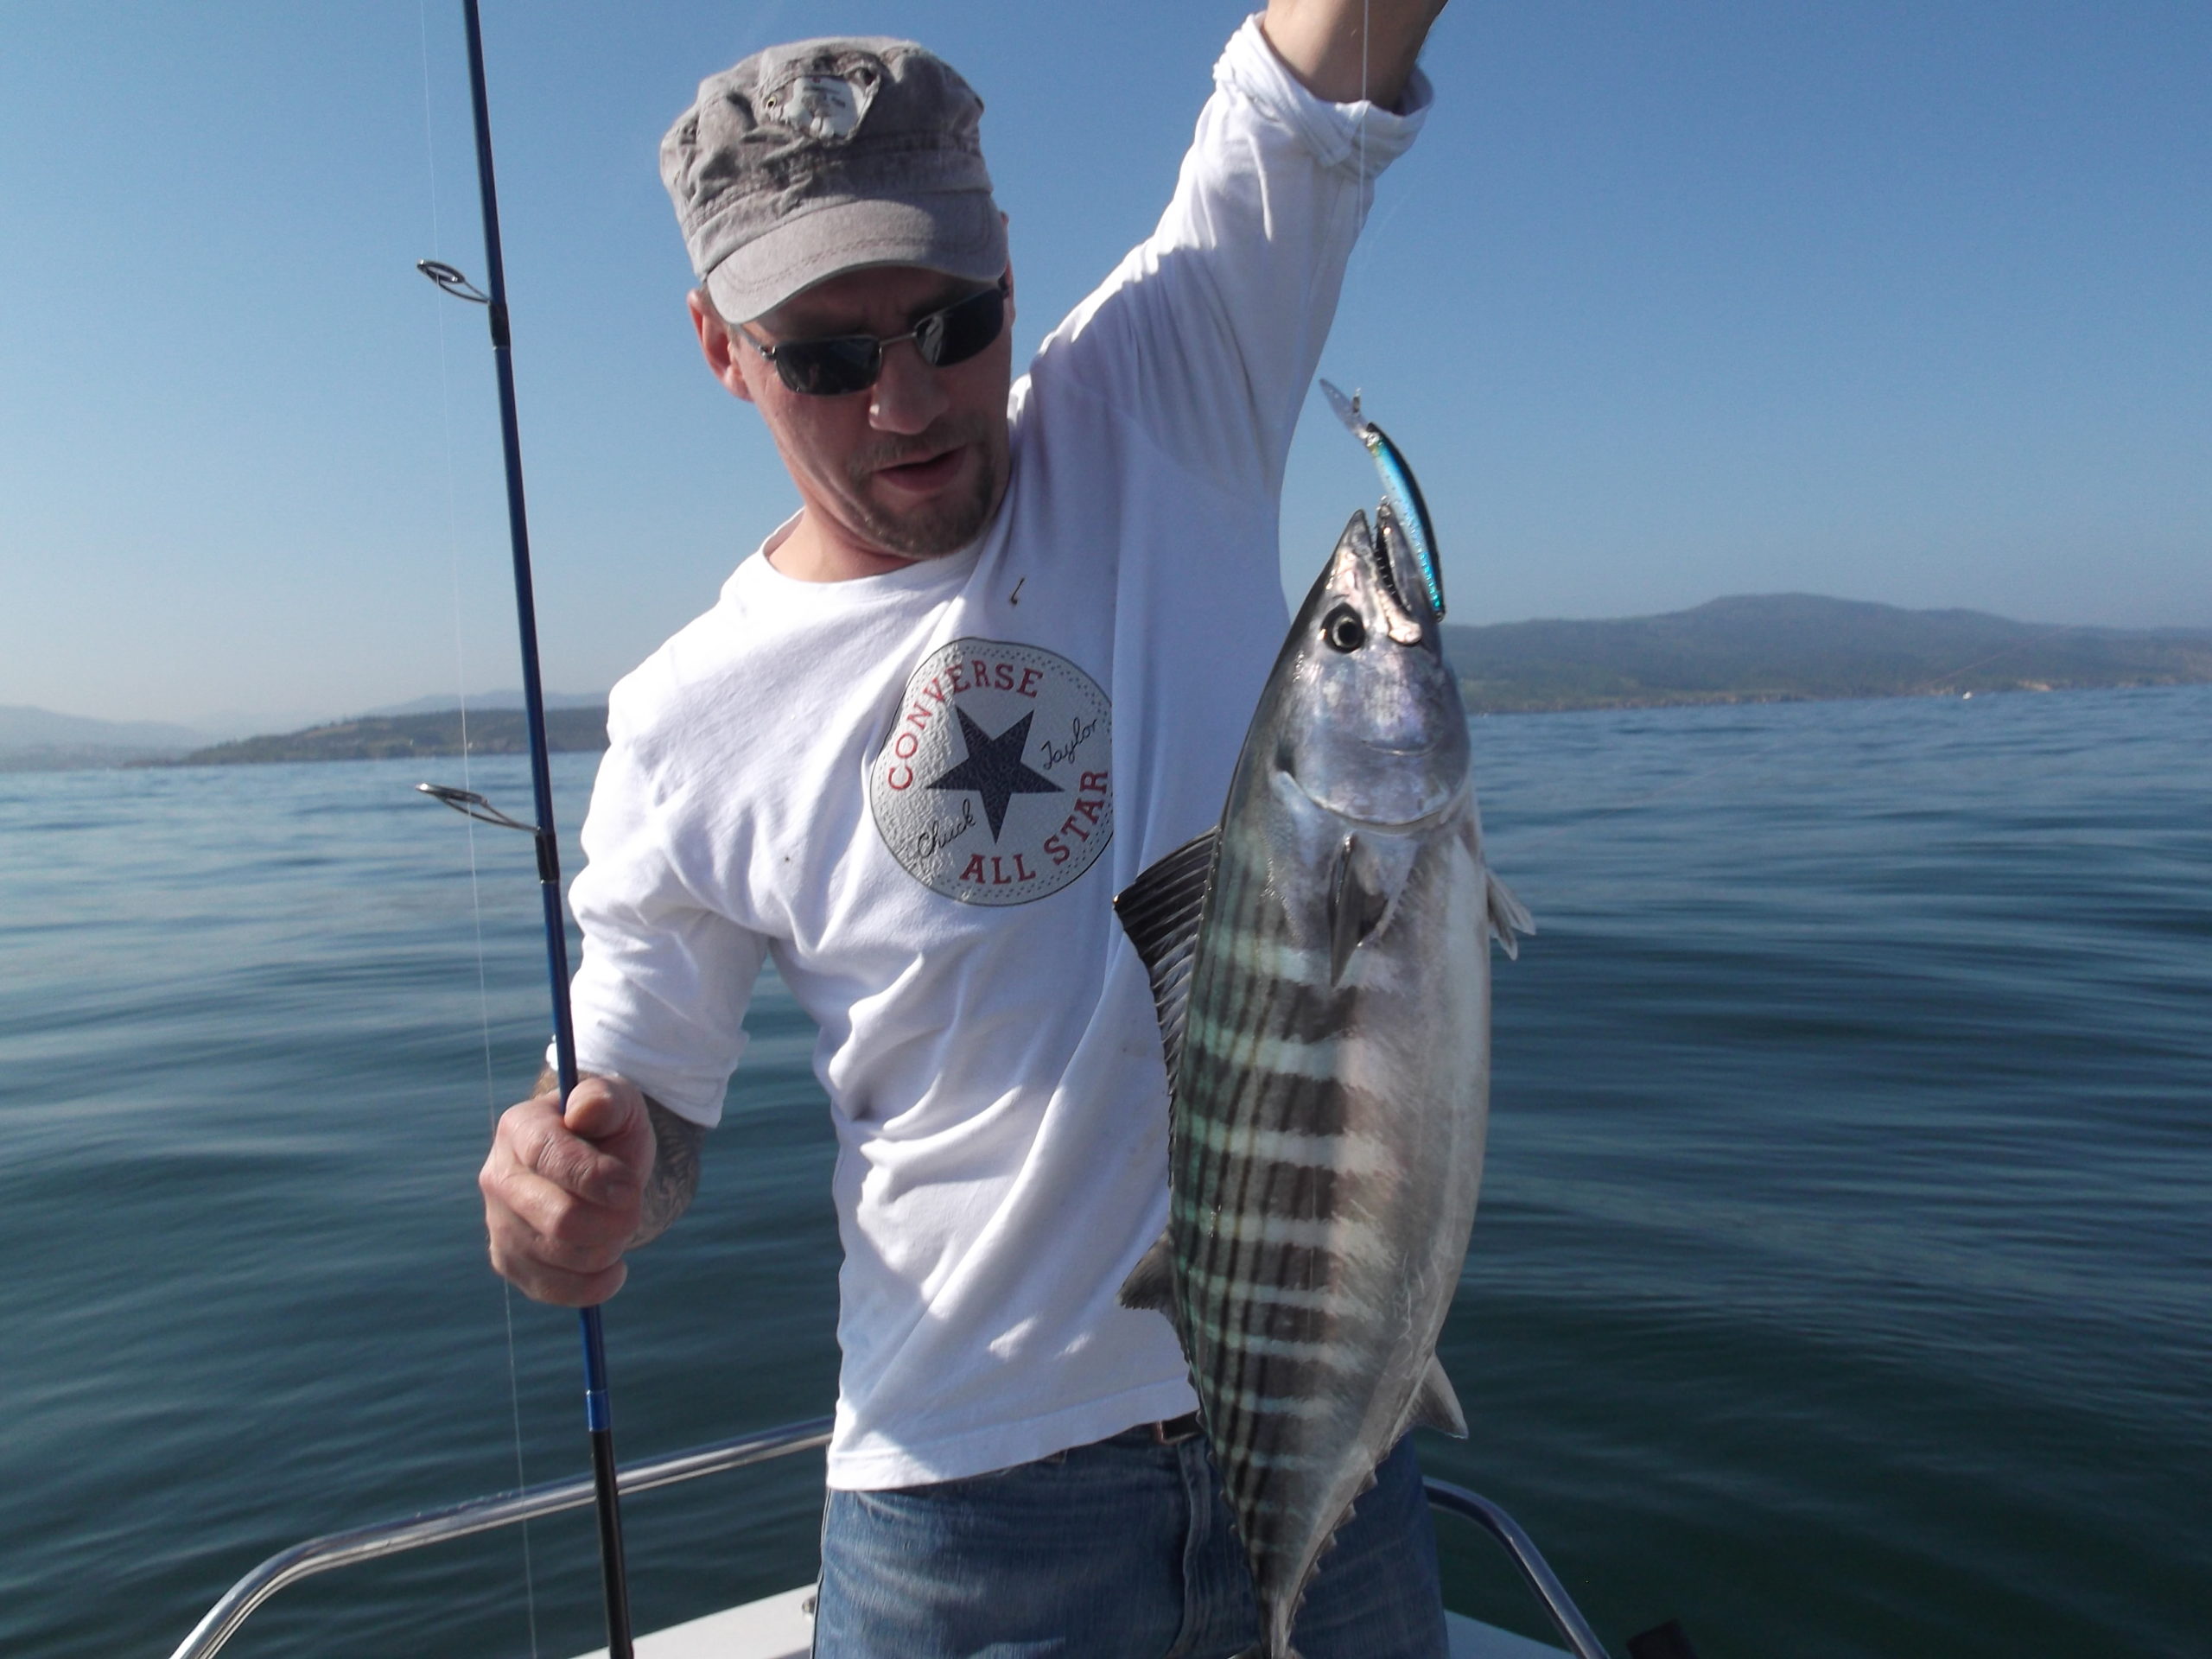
[1319,378,1374,445]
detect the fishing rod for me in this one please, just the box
[416,2,633,1653]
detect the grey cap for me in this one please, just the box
[660,36,1007,323]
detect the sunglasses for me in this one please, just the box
[740,276,1010,397]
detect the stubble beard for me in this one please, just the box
[844,413,1005,560]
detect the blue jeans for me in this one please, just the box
[813,1424,1446,1658]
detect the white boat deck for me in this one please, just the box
[571,1584,1567,1658]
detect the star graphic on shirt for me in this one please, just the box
[926,708,1063,842]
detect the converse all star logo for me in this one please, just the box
[870,638,1112,906]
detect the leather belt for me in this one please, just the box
[1150,1410,1203,1445]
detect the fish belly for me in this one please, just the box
[1169,806,1491,1649]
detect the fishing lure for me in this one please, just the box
[1319,379,1447,619]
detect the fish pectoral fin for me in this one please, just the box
[1117,1228,1179,1314]
[1326,835,1395,984]
[1114,829,1218,1084]
[1407,1354,1470,1439]
[1328,833,1421,983]
[1486,869,1534,961]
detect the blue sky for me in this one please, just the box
[3,2,2205,727]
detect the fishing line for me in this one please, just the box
[415,5,638,1651]
[1358,0,1370,199]
[418,3,541,1651]
[1339,0,1376,270]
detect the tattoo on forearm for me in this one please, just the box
[633,1096,705,1248]
[531,1067,706,1249]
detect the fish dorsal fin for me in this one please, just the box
[1402,1353,1469,1440]
[1117,1227,1178,1314]
[1114,830,1217,1084]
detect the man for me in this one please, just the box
[480,4,1450,1653]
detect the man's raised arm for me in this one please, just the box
[1263,0,1450,109]
[1033,5,1441,507]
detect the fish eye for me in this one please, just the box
[1322,605,1366,652]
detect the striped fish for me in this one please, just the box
[1116,493,1529,1659]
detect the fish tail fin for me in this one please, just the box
[1487,870,1534,959]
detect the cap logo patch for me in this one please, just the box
[870,639,1113,907]
[759,69,877,142]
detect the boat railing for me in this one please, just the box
[165,1416,835,1659]
[1422,1479,1611,1659]
[167,1416,1609,1659]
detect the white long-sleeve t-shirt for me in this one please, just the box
[566,17,1428,1490]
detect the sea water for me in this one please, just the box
[1,685,2206,1659]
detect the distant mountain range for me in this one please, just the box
[360,690,607,717]
[0,693,608,772]
[13,597,2209,771]
[0,705,207,771]
[1442,594,2212,714]
[156,707,612,766]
